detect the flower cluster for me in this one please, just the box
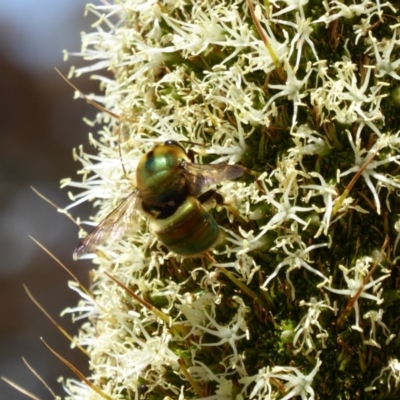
[60,0,400,398]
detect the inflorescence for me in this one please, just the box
[61,1,400,398]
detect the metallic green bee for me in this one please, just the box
[73,140,245,259]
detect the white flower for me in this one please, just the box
[264,59,312,125]
[239,366,273,399]
[272,12,318,70]
[301,171,337,237]
[293,297,333,354]
[340,131,400,215]
[240,358,322,400]
[315,0,395,25]
[262,234,328,299]
[196,303,249,363]
[363,309,394,348]
[325,257,390,330]
[368,29,400,80]
[369,358,400,392]
[272,0,310,18]
[271,358,322,400]
[257,171,314,235]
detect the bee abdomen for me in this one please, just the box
[151,197,219,256]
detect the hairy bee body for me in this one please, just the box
[151,196,220,256]
[136,142,190,212]
[74,140,245,259]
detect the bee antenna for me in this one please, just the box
[179,140,205,148]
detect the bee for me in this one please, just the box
[73,140,245,259]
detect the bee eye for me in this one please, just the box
[164,140,185,150]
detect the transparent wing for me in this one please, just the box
[73,190,141,259]
[184,163,245,197]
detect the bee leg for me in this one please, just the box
[198,189,245,223]
[197,189,223,207]
[186,148,194,162]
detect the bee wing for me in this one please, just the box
[73,190,141,259]
[184,163,245,196]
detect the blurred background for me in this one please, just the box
[0,1,101,398]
